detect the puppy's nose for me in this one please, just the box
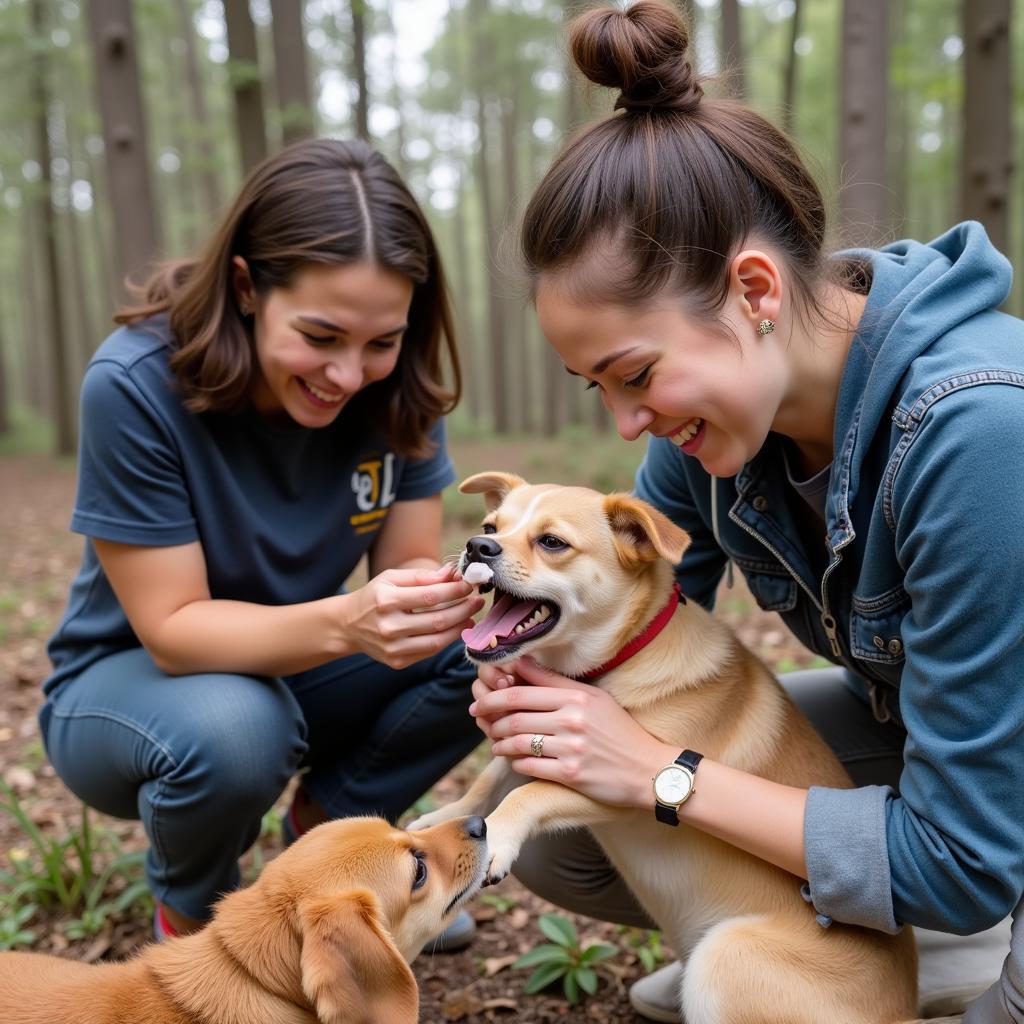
[465,536,502,562]
[463,816,487,840]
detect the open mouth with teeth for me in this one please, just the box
[461,585,561,661]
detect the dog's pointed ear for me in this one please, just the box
[299,889,418,1024]
[459,472,528,512]
[603,494,690,568]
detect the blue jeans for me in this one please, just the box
[38,641,480,920]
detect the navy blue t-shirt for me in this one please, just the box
[45,320,456,694]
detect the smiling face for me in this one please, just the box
[535,277,790,478]
[244,261,413,428]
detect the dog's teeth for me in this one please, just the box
[489,636,498,649]
[538,606,550,621]
[515,624,524,634]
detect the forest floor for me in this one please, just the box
[0,440,824,1023]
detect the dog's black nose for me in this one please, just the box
[465,536,502,561]
[463,816,487,840]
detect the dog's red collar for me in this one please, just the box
[578,583,685,682]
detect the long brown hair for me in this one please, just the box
[520,0,832,326]
[117,138,460,458]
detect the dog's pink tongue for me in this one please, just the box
[462,593,538,650]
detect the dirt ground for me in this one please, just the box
[0,450,822,1022]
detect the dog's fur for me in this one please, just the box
[412,473,918,1024]
[0,815,487,1024]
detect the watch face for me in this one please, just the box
[655,766,693,805]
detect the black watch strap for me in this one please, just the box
[654,749,704,826]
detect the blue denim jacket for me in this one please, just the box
[635,223,1024,935]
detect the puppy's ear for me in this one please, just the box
[459,471,528,512]
[604,494,690,568]
[299,889,418,1024]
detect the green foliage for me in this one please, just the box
[479,890,519,914]
[620,926,666,973]
[0,780,152,949]
[514,912,618,1006]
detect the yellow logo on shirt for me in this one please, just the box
[350,453,397,535]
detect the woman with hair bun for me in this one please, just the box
[470,2,1024,1019]
[41,138,484,949]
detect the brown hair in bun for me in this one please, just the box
[570,1,703,114]
[522,0,830,326]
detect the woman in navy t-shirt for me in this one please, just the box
[43,139,484,945]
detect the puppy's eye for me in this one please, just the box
[482,523,497,535]
[538,534,568,552]
[412,852,428,891]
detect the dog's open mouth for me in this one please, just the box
[461,586,561,660]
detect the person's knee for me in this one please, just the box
[173,678,306,809]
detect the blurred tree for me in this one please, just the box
[349,0,370,142]
[781,0,803,136]
[224,0,268,172]
[839,0,890,245]
[175,0,223,218]
[85,0,161,291]
[961,0,1012,256]
[31,0,74,454]
[271,0,314,146]
[720,0,745,99]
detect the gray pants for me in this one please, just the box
[511,668,1023,1021]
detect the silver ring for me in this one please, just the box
[530,734,545,757]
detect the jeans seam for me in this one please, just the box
[48,707,180,770]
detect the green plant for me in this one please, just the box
[479,891,518,914]
[0,780,152,944]
[514,912,618,1005]
[621,926,665,972]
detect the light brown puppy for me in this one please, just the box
[0,815,487,1024]
[412,473,918,1024]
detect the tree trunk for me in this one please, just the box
[349,0,370,142]
[451,176,481,426]
[0,290,10,434]
[383,0,410,177]
[469,0,509,435]
[30,0,75,455]
[838,0,890,246]
[175,0,223,218]
[719,0,744,99]
[85,0,161,291]
[500,94,526,433]
[223,0,269,173]
[960,0,1012,256]
[271,0,314,146]
[781,0,803,136]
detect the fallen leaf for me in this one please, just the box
[482,954,519,977]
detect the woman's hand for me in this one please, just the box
[341,564,484,669]
[469,657,676,808]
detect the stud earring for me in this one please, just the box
[757,319,775,336]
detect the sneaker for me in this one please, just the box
[629,960,683,1022]
[153,902,180,943]
[421,909,476,954]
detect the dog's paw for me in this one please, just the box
[482,835,521,887]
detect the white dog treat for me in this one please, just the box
[462,562,494,586]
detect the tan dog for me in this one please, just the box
[0,815,488,1024]
[412,473,918,1024]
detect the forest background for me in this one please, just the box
[0,1,1020,1021]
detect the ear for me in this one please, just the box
[729,249,782,329]
[459,472,528,513]
[299,889,418,1024]
[604,494,690,568]
[231,255,256,313]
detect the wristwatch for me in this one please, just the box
[652,749,703,826]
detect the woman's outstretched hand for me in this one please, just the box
[342,565,484,669]
[469,657,676,809]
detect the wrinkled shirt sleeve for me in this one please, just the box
[804,384,1024,934]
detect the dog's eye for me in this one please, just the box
[482,523,497,535]
[538,534,568,552]
[412,852,428,891]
